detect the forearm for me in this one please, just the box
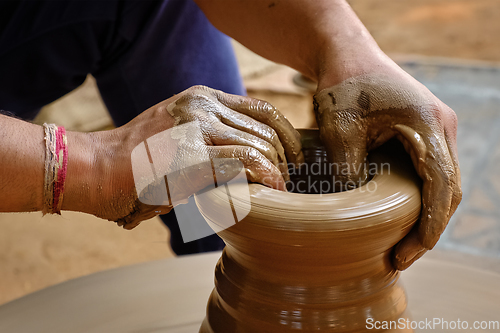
[0,115,45,211]
[0,93,178,223]
[0,114,103,215]
[195,0,389,88]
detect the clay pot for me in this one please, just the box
[196,129,421,332]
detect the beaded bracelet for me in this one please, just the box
[42,123,68,215]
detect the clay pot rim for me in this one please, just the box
[196,145,421,232]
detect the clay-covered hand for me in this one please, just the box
[96,85,303,229]
[314,71,462,270]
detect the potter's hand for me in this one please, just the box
[314,71,462,270]
[98,86,303,229]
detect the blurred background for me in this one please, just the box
[1,0,500,305]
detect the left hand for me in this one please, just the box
[92,86,304,229]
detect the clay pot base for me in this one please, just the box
[0,252,498,333]
[195,130,422,332]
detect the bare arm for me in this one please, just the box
[0,114,45,212]
[0,114,104,215]
[194,0,388,88]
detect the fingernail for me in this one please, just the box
[399,247,427,270]
[405,248,426,263]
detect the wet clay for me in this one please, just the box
[196,129,421,332]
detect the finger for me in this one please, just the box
[442,105,463,216]
[313,89,370,189]
[392,227,428,270]
[208,145,286,191]
[214,90,304,166]
[319,121,369,190]
[115,201,172,230]
[216,107,288,168]
[393,124,458,252]
[208,122,290,181]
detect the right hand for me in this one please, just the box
[93,85,303,229]
[314,68,462,270]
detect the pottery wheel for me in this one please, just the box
[0,251,498,333]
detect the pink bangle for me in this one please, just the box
[42,123,68,215]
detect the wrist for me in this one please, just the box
[310,2,394,90]
[61,126,149,222]
[61,130,112,217]
[315,33,391,89]
[58,98,179,221]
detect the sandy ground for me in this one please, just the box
[351,0,500,62]
[1,0,500,306]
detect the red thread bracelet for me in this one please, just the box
[53,126,68,213]
[42,124,68,215]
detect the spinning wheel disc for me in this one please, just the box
[0,252,498,333]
